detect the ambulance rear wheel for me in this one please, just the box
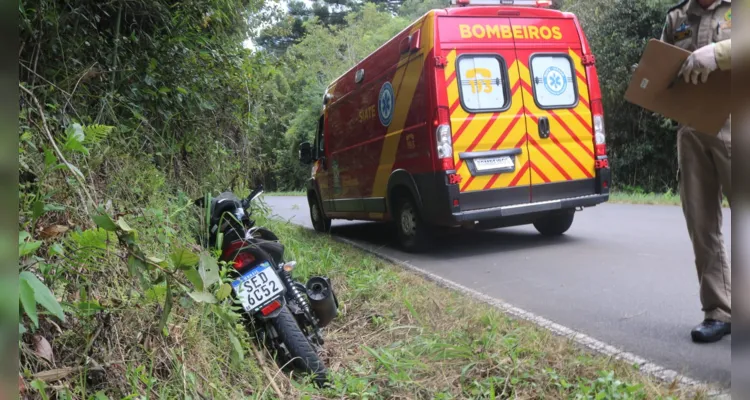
[394,194,430,252]
[309,195,331,233]
[533,209,575,236]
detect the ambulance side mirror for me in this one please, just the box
[409,30,421,53]
[299,142,313,165]
[399,30,421,54]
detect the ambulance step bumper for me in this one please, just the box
[452,193,609,222]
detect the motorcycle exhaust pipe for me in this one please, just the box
[305,276,339,328]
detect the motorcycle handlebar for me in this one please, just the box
[245,184,264,205]
[192,184,263,209]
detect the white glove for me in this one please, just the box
[678,43,718,84]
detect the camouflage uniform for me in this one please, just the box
[660,0,732,324]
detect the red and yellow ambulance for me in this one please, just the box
[299,0,610,252]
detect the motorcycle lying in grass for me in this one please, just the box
[193,184,338,385]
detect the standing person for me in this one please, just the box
[659,0,731,343]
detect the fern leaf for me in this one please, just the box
[83,124,114,144]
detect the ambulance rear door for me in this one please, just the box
[509,16,598,202]
[437,15,532,209]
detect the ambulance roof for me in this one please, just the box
[324,5,575,94]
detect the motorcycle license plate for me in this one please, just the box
[231,261,284,312]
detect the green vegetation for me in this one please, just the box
[18,191,714,398]
[265,191,306,197]
[610,191,682,206]
[17,0,710,398]
[609,187,730,208]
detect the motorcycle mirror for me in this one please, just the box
[246,187,262,204]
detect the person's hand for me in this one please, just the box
[678,43,718,84]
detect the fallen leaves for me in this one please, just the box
[38,224,69,239]
[33,367,76,383]
[33,335,54,364]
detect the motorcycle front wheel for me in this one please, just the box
[270,306,327,385]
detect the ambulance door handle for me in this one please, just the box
[538,117,551,139]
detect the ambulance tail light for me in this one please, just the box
[436,124,455,171]
[591,99,607,159]
[434,106,455,171]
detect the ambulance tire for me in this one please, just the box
[533,209,575,236]
[309,195,331,233]
[394,194,430,253]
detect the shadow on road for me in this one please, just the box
[330,221,582,259]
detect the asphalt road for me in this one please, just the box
[266,196,732,388]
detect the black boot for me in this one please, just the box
[691,319,731,343]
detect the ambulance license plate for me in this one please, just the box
[474,156,514,172]
[231,261,284,312]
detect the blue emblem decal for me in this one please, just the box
[674,22,693,41]
[378,81,395,127]
[543,66,567,96]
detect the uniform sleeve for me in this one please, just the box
[659,14,673,44]
[714,39,731,70]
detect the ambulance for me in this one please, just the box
[299,0,610,252]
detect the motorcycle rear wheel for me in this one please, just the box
[270,306,328,385]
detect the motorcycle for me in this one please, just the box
[193,184,339,385]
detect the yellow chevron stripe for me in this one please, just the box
[371,13,435,198]
[481,118,529,191]
[561,107,593,138]
[454,64,514,168]
[577,77,590,103]
[524,106,592,182]
[516,62,592,184]
[457,65,528,192]
[456,163,471,188]
[451,60,532,192]
[568,48,590,103]
[488,130,528,188]
[445,49,460,120]
[453,112,492,155]
[447,82,460,110]
[444,49,457,82]
[511,161,531,188]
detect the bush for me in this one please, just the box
[568,0,679,192]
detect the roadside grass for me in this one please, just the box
[610,190,730,208]
[20,188,717,400]
[248,216,713,399]
[265,190,305,197]
[609,189,682,206]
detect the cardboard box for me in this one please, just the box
[624,39,731,136]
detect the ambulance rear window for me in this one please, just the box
[530,54,578,109]
[456,55,510,113]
